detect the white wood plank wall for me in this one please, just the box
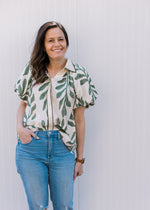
[0,0,150,209]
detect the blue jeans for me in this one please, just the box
[15,130,75,210]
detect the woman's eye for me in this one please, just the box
[48,40,53,42]
[59,39,64,41]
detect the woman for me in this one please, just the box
[14,21,98,210]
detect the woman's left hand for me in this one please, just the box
[73,162,83,180]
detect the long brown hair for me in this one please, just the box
[30,21,69,85]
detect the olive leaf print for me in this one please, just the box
[16,64,29,96]
[21,92,29,102]
[14,64,32,100]
[39,81,49,111]
[68,112,76,143]
[56,72,74,117]
[37,81,49,130]
[24,93,36,124]
[68,112,75,127]
[66,136,76,145]
[75,65,98,105]
[41,120,47,130]
[23,64,30,76]
[14,60,98,151]
[16,78,27,97]
[55,118,67,134]
[30,103,36,120]
[75,68,89,93]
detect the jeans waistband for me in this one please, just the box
[34,130,61,139]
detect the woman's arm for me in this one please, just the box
[16,101,27,131]
[73,106,86,180]
[16,101,38,143]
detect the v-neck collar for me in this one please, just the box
[46,59,75,79]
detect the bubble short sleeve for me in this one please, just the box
[73,67,98,109]
[14,63,32,103]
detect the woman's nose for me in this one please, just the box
[54,40,60,46]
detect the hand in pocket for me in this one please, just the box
[17,126,39,144]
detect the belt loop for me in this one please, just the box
[34,131,38,139]
[58,132,61,140]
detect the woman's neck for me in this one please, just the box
[47,58,67,72]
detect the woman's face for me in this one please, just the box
[44,27,67,61]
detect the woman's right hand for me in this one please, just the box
[17,125,39,144]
